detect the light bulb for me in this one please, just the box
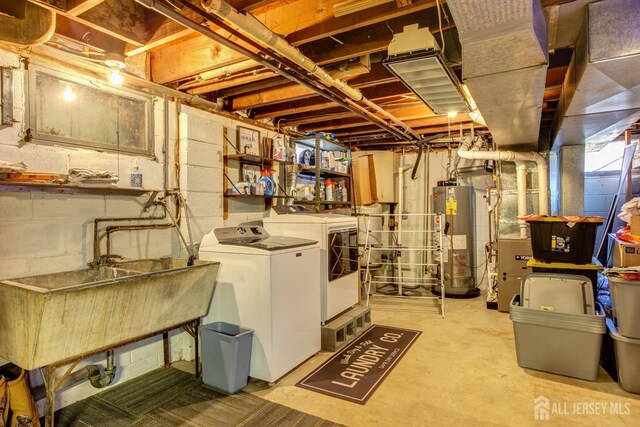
[447,111,458,118]
[109,68,124,85]
[62,85,75,102]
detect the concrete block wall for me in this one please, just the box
[0,49,257,412]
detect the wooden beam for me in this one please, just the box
[126,5,204,57]
[543,88,561,102]
[67,0,105,16]
[187,71,277,95]
[334,114,470,134]
[285,101,423,126]
[299,105,433,131]
[54,14,126,54]
[230,0,297,12]
[146,0,343,80]
[335,120,473,137]
[229,63,396,110]
[79,0,150,44]
[29,0,146,46]
[311,28,453,66]
[546,66,568,87]
[251,83,411,118]
[150,38,248,84]
[126,0,299,57]
[219,59,373,98]
[287,0,438,46]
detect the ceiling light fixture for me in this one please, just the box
[383,24,469,116]
[104,52,126,85]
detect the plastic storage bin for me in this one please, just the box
[510,295,605,381]
[528,258,602,298]
[202,322,253,394]
[607,318,640,394]
[527,217,603,264]
[608,277,640,339]
[520,273,595,315]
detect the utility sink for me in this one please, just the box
[0,258,220,370]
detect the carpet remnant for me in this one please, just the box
[54,368,342,426]
[296,325,421,404]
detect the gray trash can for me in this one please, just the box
[201,322,253,394]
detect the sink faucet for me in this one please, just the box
[90,254,124,268]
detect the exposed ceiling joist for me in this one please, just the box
[299,105,432,131]
[67,0,106,16]
[287,0,438,45]
[284,100,422,126]
[54,14,126,54]
[301,12,453,65]
[229,62,395,110]
[251,82,412,118]
[29,0,146,46]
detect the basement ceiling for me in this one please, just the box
[14,0,584,148]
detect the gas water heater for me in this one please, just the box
[433,182,478,296]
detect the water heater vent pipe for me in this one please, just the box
[457,141,549,238]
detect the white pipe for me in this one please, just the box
[515,161,528,239]
[202,0,421,140]
[457,142,550,239]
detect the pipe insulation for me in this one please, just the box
[201,0,420,140]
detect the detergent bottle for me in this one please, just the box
[259,169,275,196]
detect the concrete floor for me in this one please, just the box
[236,295,640,426]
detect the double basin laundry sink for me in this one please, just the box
[0,258,219,370]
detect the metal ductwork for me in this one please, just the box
[552,0,640,152]
[0,1,55,47]
[447,0,548,149]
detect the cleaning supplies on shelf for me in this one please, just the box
[130,160,143,188]
[259,169,275,196]
[325,179,333,201]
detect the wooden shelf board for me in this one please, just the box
[0,181,160,196]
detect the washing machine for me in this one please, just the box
[263,208,359,323]
[199,226,320,383]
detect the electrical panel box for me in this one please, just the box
[497,237,532,312]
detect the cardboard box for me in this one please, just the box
[352,151,399,204]
[610,234,640,267]
[352,155,374,205]
[631,216,640,237]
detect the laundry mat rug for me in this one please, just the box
[296,325,421,404]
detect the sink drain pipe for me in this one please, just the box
[86,350,116,388]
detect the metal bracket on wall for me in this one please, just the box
[0,68,17,129]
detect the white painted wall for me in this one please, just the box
[0,49,263,413]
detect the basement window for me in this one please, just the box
[585,141,626,173]
[26,64,153,156]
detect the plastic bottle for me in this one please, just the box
[130,159,143,188]
[259,169,274,196]
[325,179,333,201]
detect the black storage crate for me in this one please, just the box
[529,220,601,264]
